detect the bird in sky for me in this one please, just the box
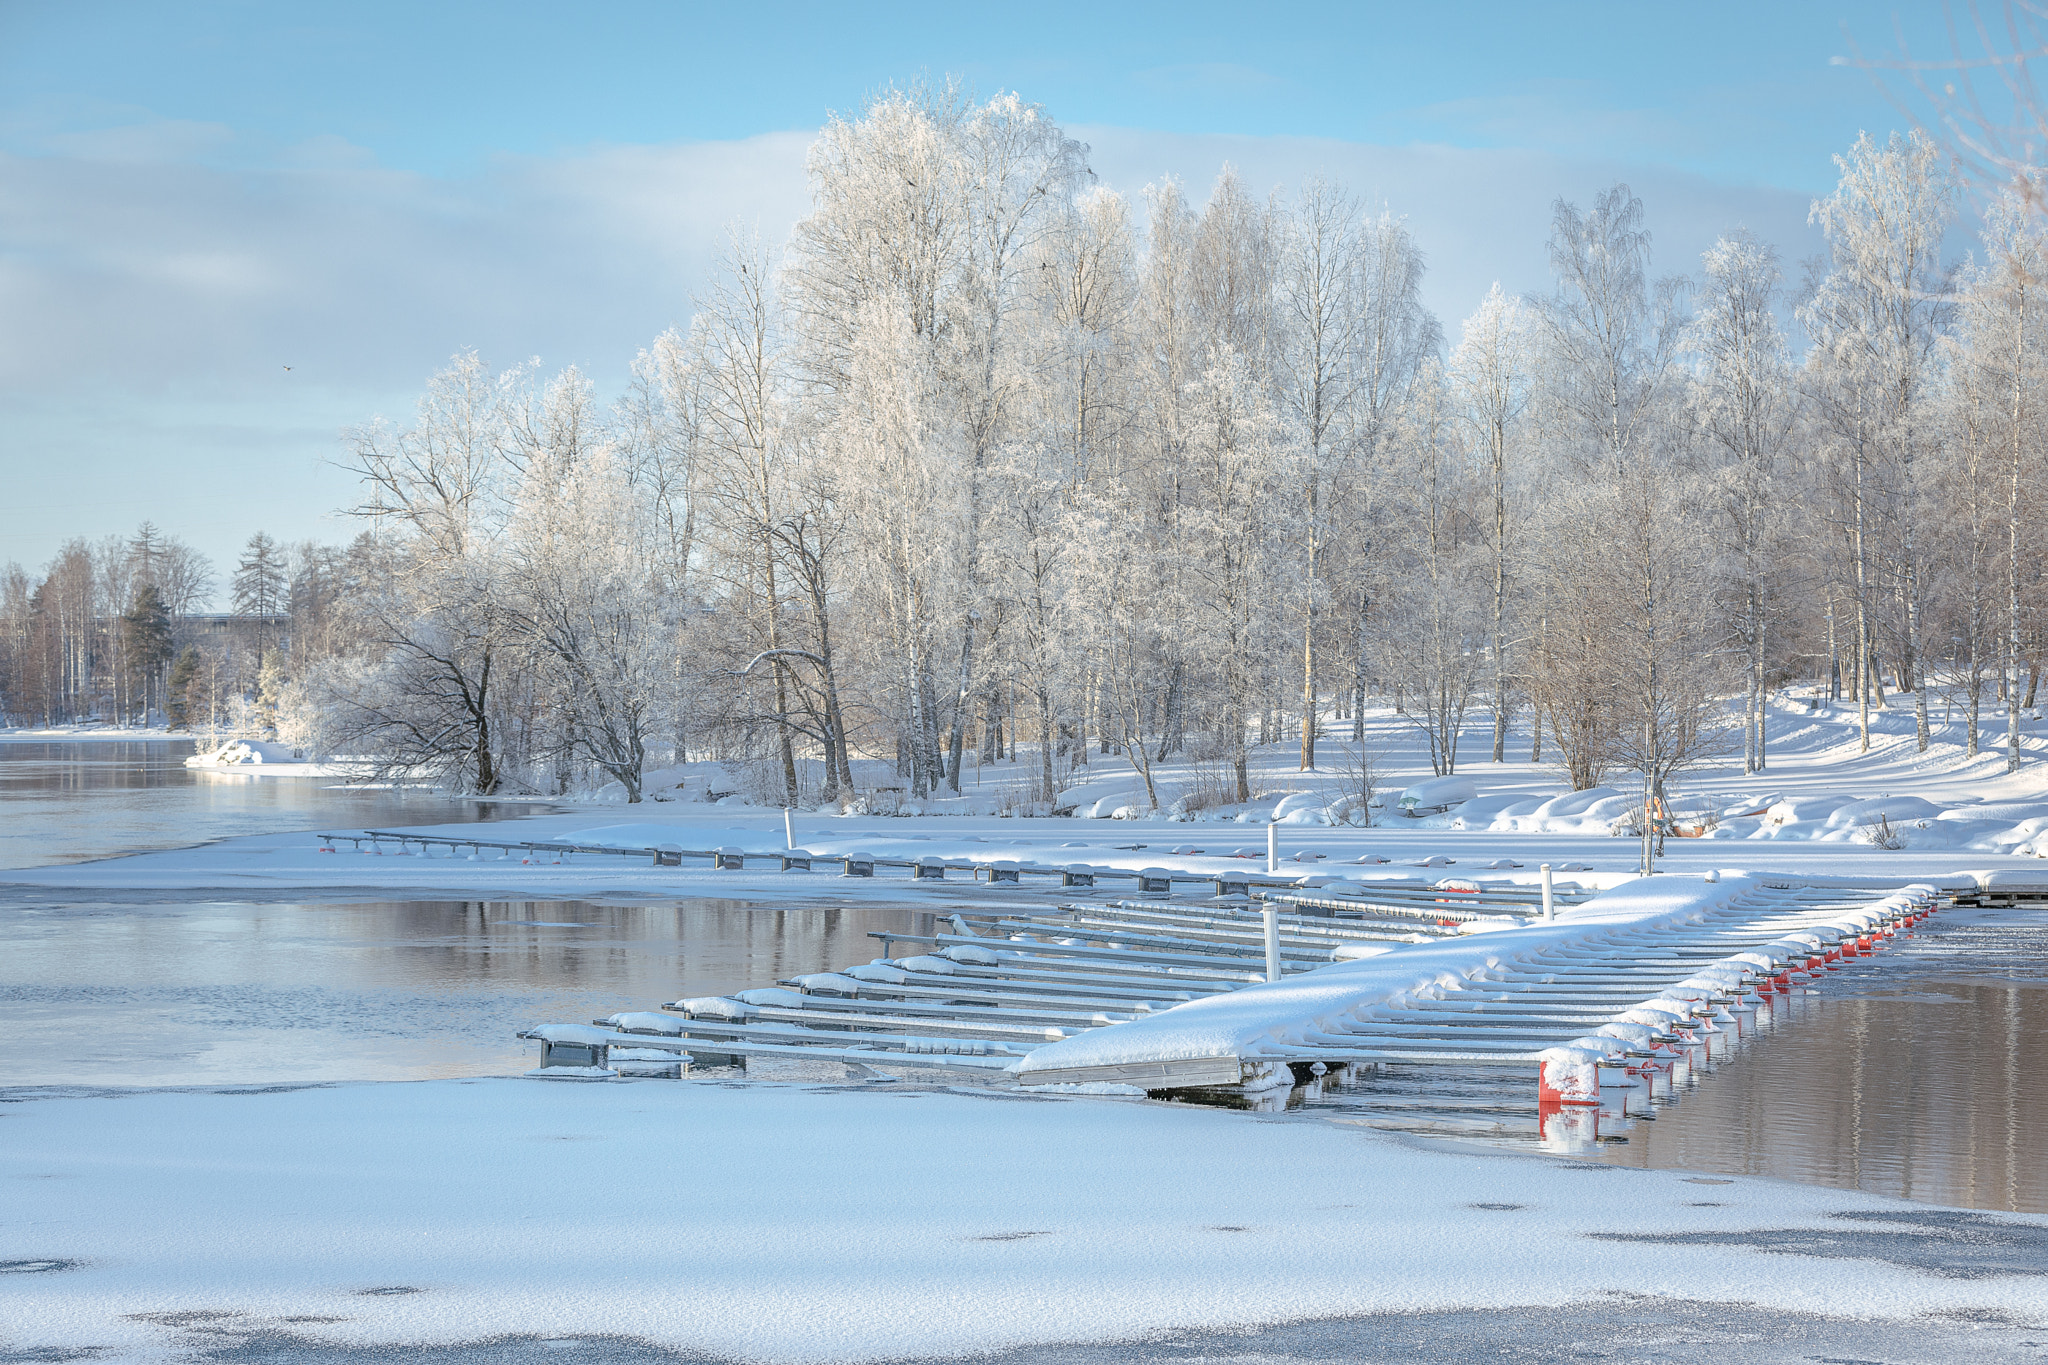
[282,365,293,371]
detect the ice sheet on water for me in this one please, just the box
[4,1079,2039,1363]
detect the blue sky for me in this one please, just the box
[0,1,1964,593]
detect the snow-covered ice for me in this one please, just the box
[2,1079,2043,1363]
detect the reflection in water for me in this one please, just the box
[0,740,527,869]
[0,897,934,1086]
[8,745,2048,1216]
[1299,903,2048,1216]
[1590,981,2047,1213]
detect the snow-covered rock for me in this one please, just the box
[186,739,303,767]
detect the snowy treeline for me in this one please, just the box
[0,525,215,726]
[15,88,2048,805]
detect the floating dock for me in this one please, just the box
[514,869,1973,1134]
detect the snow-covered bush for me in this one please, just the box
[843,789,905,817]
[1326,794,1372,827]
[990,784,1050,818]
[1174,761,1239,817]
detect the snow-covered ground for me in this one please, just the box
[10,698,2048,898]
[0,723,181,742]
[3,1078,2043,1363]
[5,696,2047,1363]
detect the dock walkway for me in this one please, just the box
[517,871,1959,1116]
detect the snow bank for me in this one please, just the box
[1055,775,1183,818]
[1482,787,1630,834]
[179,739,346,778]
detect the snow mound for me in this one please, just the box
[1398,776,1477,814]
[1056,776,1183,818]
[185,740,304,767]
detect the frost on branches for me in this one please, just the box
[43,94,2037,810]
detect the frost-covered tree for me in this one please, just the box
[1379,364,1481,777]
[1691,230,1797,772]
[1451,283,1532,763]
[1276,178,1361,772]
[232,531,288,656]
[1801,130,1959,754]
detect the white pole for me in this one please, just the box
[1263,903,1280,983]
[1541,863,1554,922]
[1267,819,1279,874]
[784,807,794,850]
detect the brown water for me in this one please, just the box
[1584,910,2048,1213]
[1305,902,2048,1215]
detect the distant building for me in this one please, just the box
[175,614,291,659]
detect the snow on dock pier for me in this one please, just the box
[1013,875,1938,1093]
[521,871,1952,1125]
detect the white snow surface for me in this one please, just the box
[1019,874,1771,1073]
[12,697,2048,896]
[0,724,177,742]
[182,739,347,778]
[2,1079,2041,1363]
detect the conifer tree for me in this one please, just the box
[120,585,174,722]
[165,647,200,730]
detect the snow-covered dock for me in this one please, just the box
[317,825,1327,893]
[1014,876,1937,1094]
[520,872,1945,1120]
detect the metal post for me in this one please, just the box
[1541,863,1554,922]
[1263,903,1280,983]
[1267,820,1279,874]
[784,807,794,850]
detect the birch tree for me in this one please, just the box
[1691,230,1796,772]
[1451,284,1531,763]
[1802,131,1958,753]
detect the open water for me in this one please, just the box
[0,738,514,869]
[1300,899,2048,1214]
[1580,903,2048,1212]
[0,739,931,1084]
[1,741,2042,1215]
[0,895,934,1084]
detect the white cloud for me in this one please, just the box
[1076,126,1828,329]
[0,116,1840,579]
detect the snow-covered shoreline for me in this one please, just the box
[0,725,184,743]
[7,802,2044,901]
[5,709,2047,1363]
[2,1077,2042,1364]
